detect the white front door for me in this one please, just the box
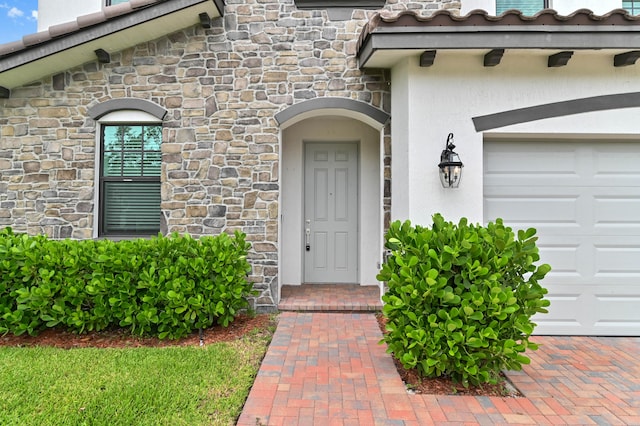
[304,142,358,283]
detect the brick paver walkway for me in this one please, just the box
[238,312,640,425]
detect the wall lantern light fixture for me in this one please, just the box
[438,133,463,188]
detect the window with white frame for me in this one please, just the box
[106,0,129,6]
[624,1,640,14]
[496,0,549,15]
[99,124,162,236]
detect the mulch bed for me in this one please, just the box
[0,314,274,349]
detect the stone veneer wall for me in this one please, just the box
[0,0,457,311]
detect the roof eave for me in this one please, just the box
[359,29,640,69]
[0,0,223,90]
[357,9,640,68]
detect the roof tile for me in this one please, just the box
[357,8,640,68]
[77,11,108,29]
[360,8,640,52]
[103,2,134,19]
[0,40,24,56]
[372,8,640,29]
[22,31,52,48]
[49,21,80,38]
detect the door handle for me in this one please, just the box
[305,220,311,251]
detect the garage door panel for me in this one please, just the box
[594,194,640,233]
[485,197,579,227]
[485,141,640,187]
[594,143,640,178]
[488,192,640,236]
[535,294,580,320]
[533,291,640,335]
[484,142,584,186]
[485,187,582,228]
[485,194,589,236]
[592,323,640,335]
[538,237,640,279]
[484,139,640,336]
[594,242,640,279]
[484,171,583,187]
[484,145,578,174]
[533,320,583,335]
[593,292,640,335]
[537,244,580,277]
[537,238,592,281]
[533,292,587,335]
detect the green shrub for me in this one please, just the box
[0,228,254,339]
[377,214,550,386]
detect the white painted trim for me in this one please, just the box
[92,122,102,238]
[379,127,385,302]
[277,126,283,304]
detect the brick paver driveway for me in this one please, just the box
[238,312,640,425]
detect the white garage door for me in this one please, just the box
[484,139,640,336]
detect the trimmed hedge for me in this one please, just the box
[377,215,550,386]
[0,228,254,339]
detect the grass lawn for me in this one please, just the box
[0,329,272,426]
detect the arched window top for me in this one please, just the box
[99,110,163,124]
[88,98,167,121]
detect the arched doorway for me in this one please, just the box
[276,99,389,303]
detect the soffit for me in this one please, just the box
[357,8,640,68]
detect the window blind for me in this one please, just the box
[102,182,161,234]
